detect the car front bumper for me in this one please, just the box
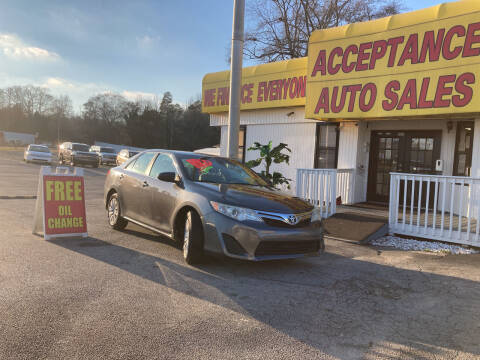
[202,211,325,261]
[25,153,52,163]
[101,157,117,165]
[73,156,98,164]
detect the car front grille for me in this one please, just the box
[255,240,320,256]
[262,217,311,228]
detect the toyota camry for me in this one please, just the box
[104,150,324,264]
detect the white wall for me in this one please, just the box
[244,122,317,194]
[212,107,317,194]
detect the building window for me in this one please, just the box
[238,125,246,163]
[453,121,474,176]
[314,123,339,168]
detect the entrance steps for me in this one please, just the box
[323,204,388,244]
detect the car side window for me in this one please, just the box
[130,152,155,175]
[149,154,176,178]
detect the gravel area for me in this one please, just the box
[371,235,479,254]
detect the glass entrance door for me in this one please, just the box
[367,131,442,203]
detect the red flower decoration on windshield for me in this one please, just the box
[186,159,213,174]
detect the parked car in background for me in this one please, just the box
[116,149,139,166]
[58,142,99,167]
[104,150,324,264]
[24,144,53,164]
[90,145,117,166]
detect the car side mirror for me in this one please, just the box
[157,172,181,184]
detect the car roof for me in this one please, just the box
[29,144,48,147]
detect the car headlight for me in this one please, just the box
[210,201,262,222]
[311,207,323,222]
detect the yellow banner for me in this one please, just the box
[306,0,480,119]
[202,58,307,113]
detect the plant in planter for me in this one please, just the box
[245,141,292,189]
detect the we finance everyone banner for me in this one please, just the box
[202,57,307,113]
[306,0,480,119]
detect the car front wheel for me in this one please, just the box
[183,211,204,265]
[107,193,128,230]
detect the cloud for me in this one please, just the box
[0,33,60,61]
[136,34,161,50]
[121,90,157,101]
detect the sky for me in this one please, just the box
[0,0,457,112]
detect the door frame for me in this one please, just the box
[367,129,442,203]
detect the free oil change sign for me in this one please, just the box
[43,175,87,236]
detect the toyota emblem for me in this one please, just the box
[287,215,298,225]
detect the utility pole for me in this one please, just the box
[226,0,245,160]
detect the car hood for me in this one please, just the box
[191,182,313,214]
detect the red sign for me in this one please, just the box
[43,175,87,235]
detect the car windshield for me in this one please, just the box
[29,146,50,153]
[72,144,90,152]
[101,147,115,153]
[177,155,269,186]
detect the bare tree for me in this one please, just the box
[245,0,404,62]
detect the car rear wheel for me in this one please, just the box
[107,193,128,230]
[183,211,204,265]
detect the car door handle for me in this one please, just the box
[142,181,149,187]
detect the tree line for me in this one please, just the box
[0,85,219,151]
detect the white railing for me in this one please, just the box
[336,169,356,205]
[389,172,480,247]
[296,168,356,218]
[297,168,336,218]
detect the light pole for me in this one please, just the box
[226,0,245,160]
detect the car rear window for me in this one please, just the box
[72,144,90,152]
[29,146,50,153]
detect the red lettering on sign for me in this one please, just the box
[398,34,419,66]
[311,50,326,77]
[342,45,358,73]
[369,40,387,70]
[356,42,372,71]
[383,80,400,111]
[443,25,465,60]
[419,29,444,63]
[463,22,480,57]
[453,72,475,107]
[434,74,456,107]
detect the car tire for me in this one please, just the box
[182,211,204,265]
[107,193,128,230]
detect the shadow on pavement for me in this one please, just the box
[51,233,480,359]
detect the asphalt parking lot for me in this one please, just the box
[0,149,479,360]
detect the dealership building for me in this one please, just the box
[202,0,480,246]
